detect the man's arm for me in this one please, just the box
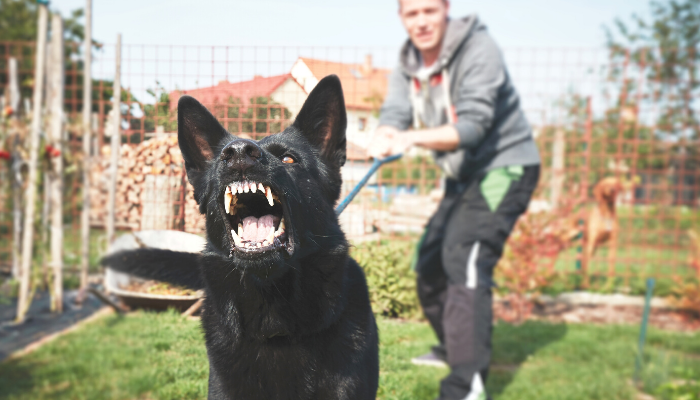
[450,32,506,149]
[377,67,414,131]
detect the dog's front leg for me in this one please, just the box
[207,363,230,400]
[607,220,618,277]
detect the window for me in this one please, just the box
[358,117,367,131]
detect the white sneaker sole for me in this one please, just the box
[411,358,448,368]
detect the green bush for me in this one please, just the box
[351,240,421,319]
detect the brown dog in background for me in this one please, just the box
[581,176,634,281]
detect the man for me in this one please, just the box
[369,1,541,399]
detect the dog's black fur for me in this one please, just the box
[102,75,379,400]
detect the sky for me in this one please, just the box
[49,0,650,49]
[46,0,653,123]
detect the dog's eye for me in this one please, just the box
[282,156,295,164]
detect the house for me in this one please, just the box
[168,74,307,118]
[290,55,391,148]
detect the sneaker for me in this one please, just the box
[411,352,448,368]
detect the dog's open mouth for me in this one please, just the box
[223,181,287,254]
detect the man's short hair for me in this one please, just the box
[398,0,447,8]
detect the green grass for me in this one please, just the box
[553,245,692,277]
[547,244,695,296]
[1,311,699,400]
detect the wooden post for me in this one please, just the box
[47,14,65,313]
[550,128,565,209]
[80,0,93,294]
[106,34,122,247]
[17,3,49,323]
[581,96,593,289]
[8,58,21,113]
[8,57,22,281]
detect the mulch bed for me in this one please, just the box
[494,297,700,332]
[0,290,105,361]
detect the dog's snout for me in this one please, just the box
[222,139,262,172]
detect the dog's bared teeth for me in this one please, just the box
[266,226,275,244]
[258,183,264,192]
[250,181,257,193]
[237,183,243,194]
[244,182,250,193]
[224,191,233,214]
[231,229,242,247]
[265,186,274,206]
[263,240,269,246]
[275,218,285,236]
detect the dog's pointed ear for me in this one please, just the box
[178,95,231,173]
[178,96,232,207]
[293,75,347,167]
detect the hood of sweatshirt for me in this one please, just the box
[399,14,483,77]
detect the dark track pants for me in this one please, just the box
[416,165,539,400]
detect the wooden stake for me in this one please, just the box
[106,34,122,248]
[17,3,49,323]
[80,0,93,295]
[182,298,204,317]
[47,14,65,313]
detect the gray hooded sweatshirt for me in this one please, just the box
[379,15,540,182]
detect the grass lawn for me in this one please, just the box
[0,311,699,400]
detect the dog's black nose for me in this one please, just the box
[221,139,262,172]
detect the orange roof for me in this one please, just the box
[299,57,390,111]
[169,74,298,112]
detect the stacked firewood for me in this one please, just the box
[89,134,205,233]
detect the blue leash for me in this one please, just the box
[335,154,402,215]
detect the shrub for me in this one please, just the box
[351,240,421,319]
[494,203,577,323]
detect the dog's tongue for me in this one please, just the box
[241,215,278,242]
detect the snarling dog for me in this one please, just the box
[102,75,379,400]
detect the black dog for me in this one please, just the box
[102,75,379,400]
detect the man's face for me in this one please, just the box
[399,0,449,54]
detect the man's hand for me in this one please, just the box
[368,124,461,159]
[368,125,407,159]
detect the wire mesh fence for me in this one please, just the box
[0,41,698,290]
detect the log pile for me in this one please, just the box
[89,134,205,233]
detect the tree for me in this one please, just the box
[606,0,700,142]
[0,0,89,46]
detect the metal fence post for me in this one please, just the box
[634,278,655,383]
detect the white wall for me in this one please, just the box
[346,109,380,148]
[270,78,307,119]
[290,59,319,94]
